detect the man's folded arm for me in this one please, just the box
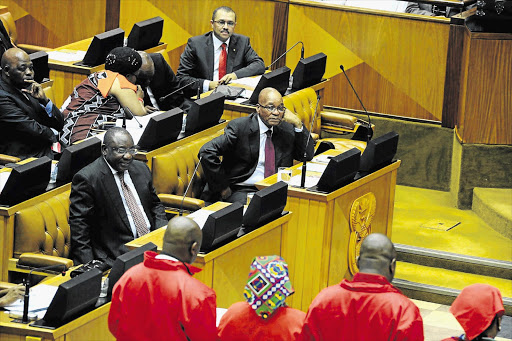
[233,38,265,79]
[176,38,207,95]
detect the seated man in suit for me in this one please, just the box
[199,87,314,205]
[136,51,184,113]
[176,6,265,98]
[0,48,63,159]
[69,127,167,266]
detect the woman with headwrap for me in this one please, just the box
[59,46,147,146]
[443,284,505,341]
[218,256,305,340]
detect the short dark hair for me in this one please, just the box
[104,47,142,76]
[103,127,131,147]
[212,6,236,21]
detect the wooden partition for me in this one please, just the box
[118,0,286,72]
[287,0,451,122]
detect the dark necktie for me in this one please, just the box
[219,43,227,80]
[117,172,149,237]
[264,130,276,178]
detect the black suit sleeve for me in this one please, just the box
[176,37,206,96]
[232,37,265,79]
[69,172,96,265]
[0,95,61,143]
[199,123,240,193]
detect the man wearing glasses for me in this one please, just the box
[177,6,265,98]
[69,127,167,266]
[199,87,314,205]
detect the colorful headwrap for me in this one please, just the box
[243,256,294,319]
[104,47,142,76]
[450,284,505,340]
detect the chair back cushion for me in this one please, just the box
[152,129,224,199]
[283,87,322,136]
[13,190,71,259]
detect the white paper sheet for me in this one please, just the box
[289,174,321,188]
[48,50,87,63]
[216,307,228,327]
[187,208,216,229]
[0,171,11,194]
[231,76,262,88]
[3,284,59,318]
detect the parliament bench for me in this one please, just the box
[152,128,225,215]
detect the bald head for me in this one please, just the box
[256,87,285,128]
[1,48,34,89]
[357,233,397,282]
[162,216,202,264]
[136,51,155,88]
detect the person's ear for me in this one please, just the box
[356,256,360,269]
[190,241,199,260]
[389,258,397,278]
[101,144,108,157]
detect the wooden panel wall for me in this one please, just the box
[457,31,512,145]
[118,0,283,72]
[6,0,108,48]
[287,1,451,122]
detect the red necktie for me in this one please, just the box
[264,130,276,178]
[117,172,149,237]
[219,43,227,80]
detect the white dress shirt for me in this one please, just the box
[203,34,231,93]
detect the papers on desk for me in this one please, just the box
[0,171,11,194]
[3,284,58,319]
[287,163,326,188]
[187,208,216,229]
[216,308,228,327]
[231,76,261,88]
[48,50,87,63]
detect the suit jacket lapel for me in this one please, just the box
[227,35,237,74]
[99,158,132,233]
[206,34,214,79]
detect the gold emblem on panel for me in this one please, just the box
[348,192,376,275]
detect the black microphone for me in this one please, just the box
[339,65,372,143]
[123,107,143,129]
[159,80,196,102]
[265,41,304,71]
[179,156,202,216]
[22,264,67,323]
[197,84,201,100]
[300,95,321,188]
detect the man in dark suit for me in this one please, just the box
[0,48,63,159]
[69,127,167,266]
[0,19,14,59]
[199,87,314,205]
[176,6,265,98]
[136,51,183,112]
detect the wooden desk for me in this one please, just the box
[256,153,401,310]
[0,272,114,341]
[48,40,168,107]
[126,202,292,308]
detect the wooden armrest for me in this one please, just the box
[321,111,358,131]
[18,43,52,54]
[17,253,73,270]
[158,194,205,211]
[0,153,20,165]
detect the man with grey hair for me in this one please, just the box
[301,233,424,340]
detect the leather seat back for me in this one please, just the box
[13,190,71,259]
[283,87,322,138]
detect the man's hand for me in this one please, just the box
[0,284,25,307]
[220,187,232,200]
[144,105,158,114]
[219,72,237,85]
[208,80,220,90]
[22,80,48,105]
[282,108,303,129]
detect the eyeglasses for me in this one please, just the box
[111,147,139,155]
[258,104,286,113]
[213,20,236,27]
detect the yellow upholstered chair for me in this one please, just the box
[152,128,225,214]
[283,87,370,153]
[11,190,73,274]
[0,9,51,53]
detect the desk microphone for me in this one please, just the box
[196,84,201,100]
[339,65,372,143]
[159,80,196,102]
[179,156,203,216]
[265,41,304,71]
[122,107,143,128]
[301,94,321,188]
[22,264,66,323]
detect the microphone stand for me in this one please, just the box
[179,156,202,216]
[159,80,196,102]
[265,41,304,71]
[123,107,143,129]
[300,94,321,188]
[339,65,372,143]
[196,84,201,100]
[22,264,66,323]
